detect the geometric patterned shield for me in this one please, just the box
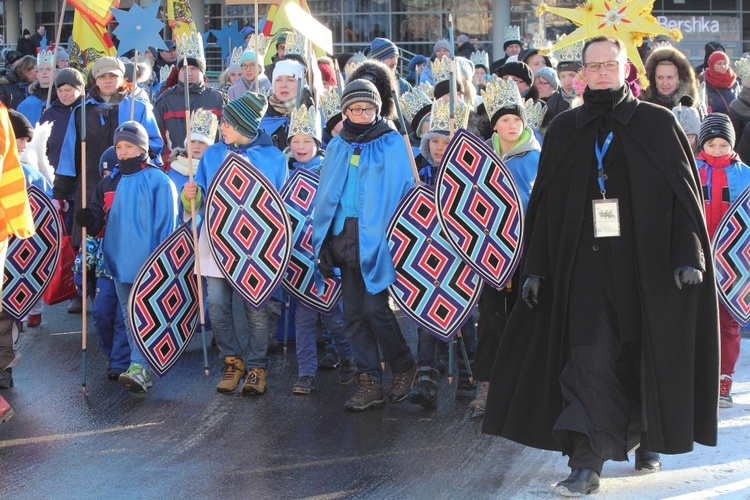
[2,185,61,321]
[128,222,199,377]
[435,129,524,290]
[713,184,750,326]
[280,169,341,314]
[205,152,292,310]
[388,184,483,341]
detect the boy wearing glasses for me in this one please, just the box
[312,79,418,412]
[228,50,271,100]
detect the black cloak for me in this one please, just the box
[481,88,719,455]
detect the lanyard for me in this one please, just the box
[595,132,613,199]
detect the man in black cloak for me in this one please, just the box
[481,36,719,497]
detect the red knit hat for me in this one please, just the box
[317,62,337,88]
[708,51,729,69]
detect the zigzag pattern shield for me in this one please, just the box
[713,185,750,326]
[2,185,61,321]
[128,222,199,377]
[435,129,524,290]
[388,184,483,340]
[206,152,292,310]
[280,169,341,314]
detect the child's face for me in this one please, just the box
[703,137,732,157]
[345,101,378,125]
[190,140,209,159]
[494,114,524,144]
[37,63,54,87]
[115,140,146,160]
[558,70,577,94]
[220,118,249,144]
[16,136,29,154]
[290,135,318,163]
[429,135,450,165]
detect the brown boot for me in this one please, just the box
[388,363,417,403]
[241,367,267,396]
[469,381,489,411]
[216,356,246,393]
[344,373,385,411]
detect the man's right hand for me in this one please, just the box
[182,181,198,201]
[521,276,544,310]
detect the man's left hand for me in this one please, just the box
[673,266,703,290]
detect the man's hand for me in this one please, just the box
[318,245,336,279]
[75,208,95,228]
[673,266,703,290]
[522,276,544,310]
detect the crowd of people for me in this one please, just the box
[0,22,743,497]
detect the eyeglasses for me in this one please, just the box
[241,63,256,69]
[583,61,620,72]
[347,106,377,116]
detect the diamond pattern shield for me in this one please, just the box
[280,169,341,314]
[435,129,524,290]
[205,152,292,310]
[2,185,61,321]
[388,184,483,340]
[713,184,750,326]
[128,222,200,377]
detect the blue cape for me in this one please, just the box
[696,159,750,203]
[17,95,45,125]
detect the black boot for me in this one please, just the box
[406,366,439,409]
[635,448,661,472]
[554,468,600,496]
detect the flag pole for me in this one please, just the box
[47,0,68,109]
[254,0,260,93]
[80,91,88,395]
[130,49,138,120]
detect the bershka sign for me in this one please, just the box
[657,16,720,33]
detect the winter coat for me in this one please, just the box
[696,154,750,236]
[642,47,703,114]
[17,81,56,125]
[16,37,36,57]
[456,41,474,59]
[728,86,750,139]
[0,69,29,110]
[227,75,271,100]
[482,87,719,455]
[736,121,750,165]
[542,88,575,129]
[706,81,739,115]
[488,127,541,212]
[39,96,79,170]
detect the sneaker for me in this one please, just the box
[118,364,152,393]
[0,368,13,389]
[338,358,356,385]
[292,375,315,395]
[0,394,13,424]
[26,313,41,328]
[407,366,439,409]
[241,367,267,396]
[469,381,490,412]
[107,368,125,381]
[388,363,417,404]
[344,374,385,411]
[455,368,476,400]
[216,356,246,393]
[67,296,83,314]
[319,351,340,370]
[720,375,733,408]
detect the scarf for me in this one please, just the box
[654,89,678,108]
[118,153,150,175]
[705,67,737,89]
[268,94,295,117]
[696,150,739,168]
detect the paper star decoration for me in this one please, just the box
[210,20,244,59]
[111,2,168,56]
[537,0,682,84]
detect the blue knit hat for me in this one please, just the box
[239,50,256,64]
[113,121,149,152]
[370,37,398,61]
[99,146,118,177]
[224,91,267,139]
[534,67,559,91]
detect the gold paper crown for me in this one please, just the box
[651,39,673,51]
[230,46,245,67]
[246,33,272,59]
[37,50,55,66]
[283,30,307,59]
[481,75,522,122]
[160,64,173,83]
[400,86,433,124]
[429,99,470,133]
[288,103,322,141]
[735,55,750,80]
[531,36,552,51]
[554,39,584,63]
[319,87,342,124]
[431,55,451,85]
[524,99,547,131]
[176,32,204,61]
[504,26,521,43]
[417,82,434,99]
[190,108,218,142]
[471,50,490,69]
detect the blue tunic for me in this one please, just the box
[17,94,45,125]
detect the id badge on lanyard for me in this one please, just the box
[593,132,620,238]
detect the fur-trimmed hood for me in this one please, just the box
[346,60,398,121]
[641,47,700,108]
[419,130,448,164]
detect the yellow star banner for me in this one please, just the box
[166,0,198,40]
[537,0,682,83]
[70,9,117,73]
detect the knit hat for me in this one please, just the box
[223,91,268,140]
[22,29,30,37]
[699,113,735,149]
[318,62,337,88]
[272,59,305,83]
[177,56,206,74]
[369,37,398,61]
[672,105,701,136]
[433,39,450,55]
[5,51,21,66]
[534,67,559,90]
[502,61,533,87]
[124,60,152,85]
[99,146,118,177]
[91,57,125,79]
[57,48,69,61]
[239,50,256,65]
[456,34,470,45]
[8,109,33,140]
[113,121,150,152]
[341,79,382,114]
[55,67,85,91]
[708,51,729,70]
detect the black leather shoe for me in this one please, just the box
[635,448,661,472]
[555,468,600,496]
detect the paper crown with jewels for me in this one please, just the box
[524,99,547,131]
[246,33,272,59]
[429,98,470,133]
[504,26,521,43]
[288,103,322,141]
[319,87,342,124]
[481,75,523,122]
[37,50,55,66]
[400,86,433,128]
[471,50,490,70]
[431,55,451,85]
[160,64,173,83]
[416,82,434,99]
[189,108,218,145]
[282,30,307,59]
[230,46,245,67]
[176,32,204,61]
[735,55,750,80]
[553,38,584,63]
[531,36,553,52]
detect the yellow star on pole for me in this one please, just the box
[537,0,682,84]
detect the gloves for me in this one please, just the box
[52,199,69,213]
[75,208,96,228]
[521,275,544,310]
[673,266,703,290]
[318,244,336,279]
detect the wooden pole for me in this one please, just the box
[80,94,87,394]
[46,0,68,109]
[130,50,138,120]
